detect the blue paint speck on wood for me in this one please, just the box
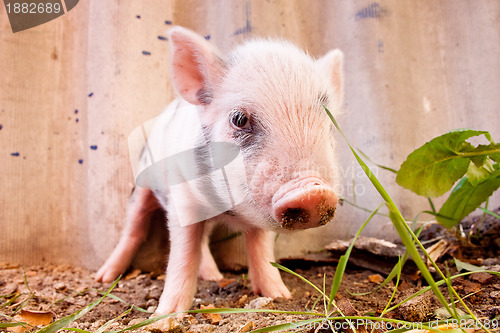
[90,145,98,150]
[165,20,172,25]
[233,2,252,36]
[355,2,387,20]
[158,35,168,41]
[142,51,151,55]
[88,92,94,97]
[78,159,84,164]
[11,152,19,156]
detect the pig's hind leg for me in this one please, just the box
[95,186,160,283]
[245,228,292,299]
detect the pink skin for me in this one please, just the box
[96,26,344,316]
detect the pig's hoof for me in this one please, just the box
[256,282,292,300]
[198,269,223,281]
[95,264,123,283]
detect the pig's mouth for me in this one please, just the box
[271,177,338,230]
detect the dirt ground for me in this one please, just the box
[1,213,500,332]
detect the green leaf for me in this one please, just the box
[396,129,490,197]
[437,167,500,228]
[462,143,500,165]
[465,160,496,185]
[454,258,484,272]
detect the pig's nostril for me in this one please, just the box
[281,208,310,230]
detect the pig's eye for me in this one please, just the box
[229,109,251,130]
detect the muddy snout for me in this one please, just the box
[272,177,338,230]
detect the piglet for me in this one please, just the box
[96,26,343,315]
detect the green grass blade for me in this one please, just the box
[62,328,92,333]
[348,226,421,297]
[271,263,326,299]
[36,277,121,333]
[250,318,324,332]
[324,106,454,318]
[357,148,399,173]
[385,270,500,313]
[327,204,382,313]
[187,307,320,316]
[0,322,28,329]
[111,313,176,333]
[479,206,500,219]
[96,291,150,313]
[428,197,437,213]
[322,273,328,315]
[339,196,390,217]
[380,256,402,317]
[95,307,133,333]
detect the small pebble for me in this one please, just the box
[54,282,67,291]
[1,283,18,295]
[200,304,222,324]
[368,274,384,283]
[238,321,254,333]
[470,272,494,284]
[237,294,248,305]
[245,297,274,310]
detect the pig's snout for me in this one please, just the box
[272,177,338,230]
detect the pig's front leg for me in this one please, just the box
[96,187,159,283]
[198,222,223,281]
[245,228,292,299]
[155,222,205,314]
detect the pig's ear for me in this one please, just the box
[317,49,344,106]
[168,27,224,105]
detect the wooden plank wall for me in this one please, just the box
[1,1,499,270]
